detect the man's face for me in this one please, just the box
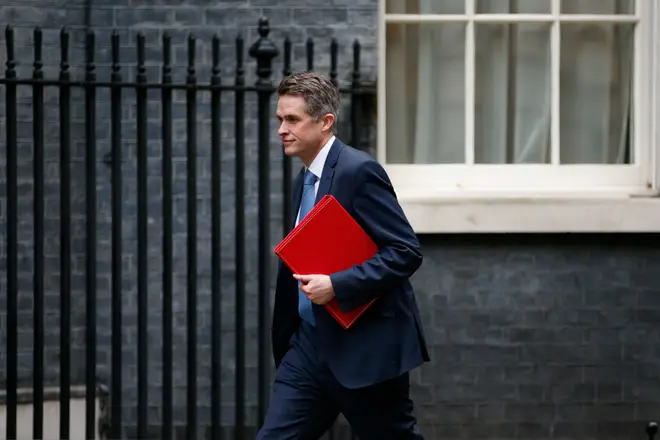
[276,95,330,162]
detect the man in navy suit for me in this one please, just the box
[257,71,430,440]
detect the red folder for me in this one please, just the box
[274,194,378,329]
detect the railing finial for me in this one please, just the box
[249,16,279,85]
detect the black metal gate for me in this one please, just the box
[0,17,374,440]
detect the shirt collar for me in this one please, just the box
[307,135,335,179]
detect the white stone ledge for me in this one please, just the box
[398,193,660,233]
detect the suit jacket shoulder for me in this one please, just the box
[335,142,376,169]
[333,142,391,190]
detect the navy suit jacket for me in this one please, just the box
[271,138,430,389]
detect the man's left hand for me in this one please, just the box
[293,274,335,305]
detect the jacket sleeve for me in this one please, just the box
[329,159,423,312]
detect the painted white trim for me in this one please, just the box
[635,0,653,192]
[378,0,660,232]
[464,0,475,165]
[386,164,654,194]
[383,14,639,23]
[400,195,660,233]
[550,0,560,166]
[377,0,386,165]
[653,0,660,192]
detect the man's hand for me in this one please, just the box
[293,274,335,305]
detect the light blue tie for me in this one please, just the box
[298,169,318,326]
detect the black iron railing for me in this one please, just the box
[0,16,374,440]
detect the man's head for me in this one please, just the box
[275,71,340,166]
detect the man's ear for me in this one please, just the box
[321,113,335,133]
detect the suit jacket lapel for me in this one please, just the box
[315,169,335,205]
[315,138,343,204]
[289,138,345,229]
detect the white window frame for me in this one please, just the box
[377,0,660,233]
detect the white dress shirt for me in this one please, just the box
[295,135,335,226]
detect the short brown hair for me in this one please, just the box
[277,71,340,132]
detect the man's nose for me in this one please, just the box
[278,122,288,135]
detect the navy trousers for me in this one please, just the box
[257,321,425,440]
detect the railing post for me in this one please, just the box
[185,33,199,440]
[282,36,293,237]
[350,40,362,150]
[4,24,18,440]
[135,31,149,440]
[160,31,174,440]
[32,26,45,440]
[58,26,72,440]
[248,16,279,427]
[234,32,247,439]
[210,33,223,440]
[83,29,98,440]
[109,28,123,440]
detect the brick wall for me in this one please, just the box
[413,233,660,439]
[1,0,659,439]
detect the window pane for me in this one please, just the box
[385,22,465,164]
[561,0,635,14]
[385,0,464,15]
[559,23,634,164]
[477,0,550,14]
[474,23,552,164]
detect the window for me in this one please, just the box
[378,0,660,232]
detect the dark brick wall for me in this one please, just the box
[1,1,660,439]
[412,233,660,440]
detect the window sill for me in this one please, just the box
[398,192,660,233]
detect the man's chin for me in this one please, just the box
[283,145,298,157]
